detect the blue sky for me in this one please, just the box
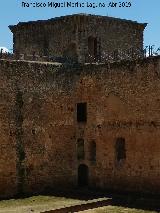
[0,0,160,50]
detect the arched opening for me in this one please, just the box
[78,164,89,187]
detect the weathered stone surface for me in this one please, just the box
[0,56,160,197]
[9,14,146,63]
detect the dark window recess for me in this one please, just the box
[77,138,85,160]
[115,138,126,162]
[77,103,87,122]
[88,36,97,58]
[78,164,88,187]
[90,140,96,162]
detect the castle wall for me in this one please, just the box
[76,15,145,62]
[0,66,17,198]
[12,20,77,58]
[0,60,77,198]
[0,57,160,198]
[10,15,146,63]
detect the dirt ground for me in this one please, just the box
[79,206,158,213]
[0,194,159,213]
[0,196,82,213]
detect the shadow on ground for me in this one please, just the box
[41,188,160,213]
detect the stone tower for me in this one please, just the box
[9,14,147,63]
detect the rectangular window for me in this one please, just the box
[115,138,126,162]
[77,103,87,122]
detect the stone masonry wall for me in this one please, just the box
[10,15,146,63]
[0,56,160,198]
